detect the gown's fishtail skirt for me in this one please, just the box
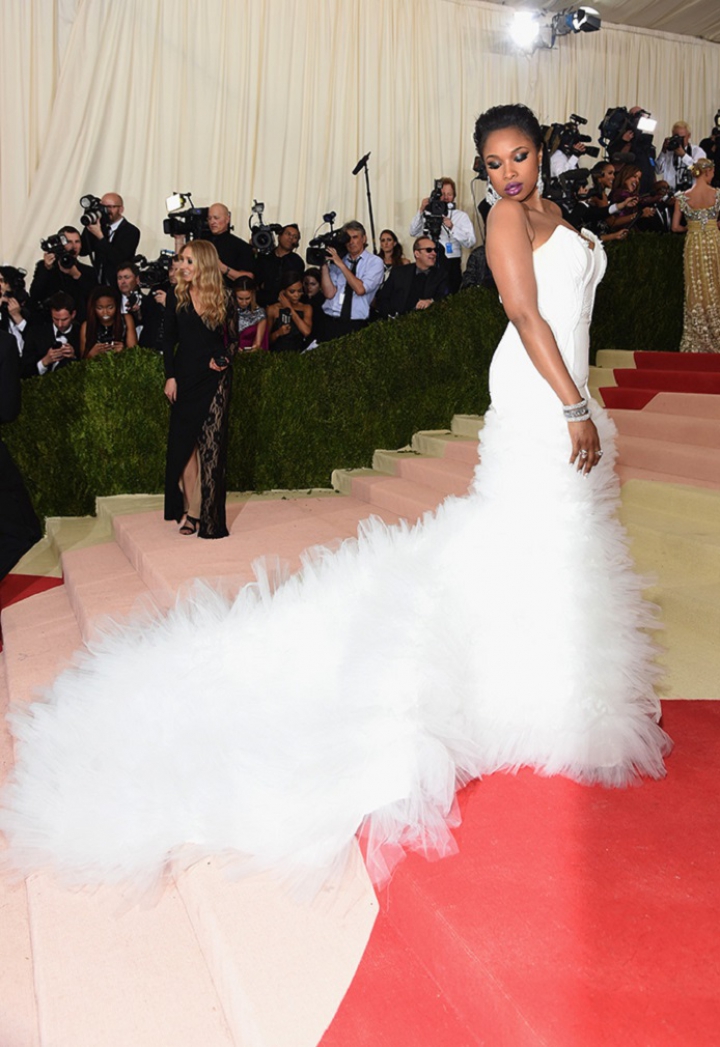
[0,228,671,892]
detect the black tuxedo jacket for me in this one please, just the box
[29,259,98,322]
[81,218,141,284]
[20,321,81,379]
[374,264,449,320]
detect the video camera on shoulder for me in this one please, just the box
[546,115,600,159]
[306,212,350,266]
[79,195,109,227]
[163,192,210,241]
[248,201,283,255]
[40,233,75,269]
[598,107,657,150]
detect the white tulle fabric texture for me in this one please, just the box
[0,226,671,894]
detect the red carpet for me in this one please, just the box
[634,351,720,372]
[321,701,720,1047]
[0,573,63,651]
[598,387,658,410]
[614,370,720,394]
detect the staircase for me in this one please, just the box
[2,351,719,1044]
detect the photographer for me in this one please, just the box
[605,107,657,194]
[197,203,255,283]
[374,237,449,319]
[699,127,720,188]
[0,266,31,354]
[0,329,42,581]
[658,122,707,192]
[20,292,80,379]
[409,178,475,293]
[254,223,305,306]
[29,225,97,322]
[116,261,162,345]
[320,220,384,340]
[80,193,141,285]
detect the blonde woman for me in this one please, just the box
[671,157,720,353]
[162,240,236,538]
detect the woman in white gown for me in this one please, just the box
[0,106,671,894]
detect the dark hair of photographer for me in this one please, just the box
[80,286,136,359]
[376,229,409,270]
[266,270,312,353]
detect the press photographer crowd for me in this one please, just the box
[1,103,719,380]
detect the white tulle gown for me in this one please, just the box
[0,226,671,893]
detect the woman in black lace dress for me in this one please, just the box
[162,240,236,539]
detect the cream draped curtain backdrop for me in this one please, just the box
[2,0,720,273]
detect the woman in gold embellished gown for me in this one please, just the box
[672,157,720,353]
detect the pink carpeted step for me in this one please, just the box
[616,464,720,489]
[347,475,445,521]
[61,543,158,641]
[609,409,720,448]
[616,434,720,484]
[642,392,720,420]
[114,504,402,598]
[391,456,474,496]
[615,370,720,394]
[635,351,720,372]
[177,849,377,1047]
[1,587,82,706]
[26,876,237,1047]
[435,439,479,465]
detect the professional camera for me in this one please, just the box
[40,233,76,269]
[306,212,350,266]
[665,134,684,152]
[162,192,210,241]
[422,179,455,239]
[248,200,283,254]
[546,168,591,216]
[79,194,109,227]
[598,107,656,150]
[0,265,27,301]
[546,114,600,160]
[134,251,175,290]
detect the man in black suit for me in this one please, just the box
[29,225,97,322]
[0,330,42,580]
[202,203,256,282]
[20,292,80,379]
[374,237,450,320]
[81,193,141,285]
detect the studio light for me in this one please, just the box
[509,6,602,52]
[510,10,541,50]
[571,7,601,32]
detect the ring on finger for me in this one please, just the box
[579,450,589,458]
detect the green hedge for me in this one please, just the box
[4,232,684,521]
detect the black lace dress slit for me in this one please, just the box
[162,289,235,539]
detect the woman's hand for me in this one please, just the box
[275,324,292,337]
[616,196,638,212]
[164,377,177,403]
[209,358,228,371]
[89,342,113,358]
[111,341,124,354]
[568,418,602,475]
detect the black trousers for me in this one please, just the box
[0,441,42,581]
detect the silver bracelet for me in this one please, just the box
[563,398,590,422]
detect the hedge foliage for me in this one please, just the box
[4,232,683,521]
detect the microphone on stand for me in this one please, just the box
[352,152,371,176]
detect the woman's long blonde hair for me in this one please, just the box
[174,240,227,329]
